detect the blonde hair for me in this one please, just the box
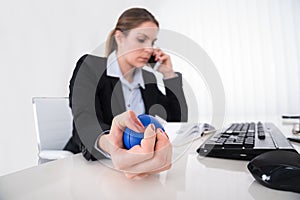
[105,8,159,57]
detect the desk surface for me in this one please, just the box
[1,121,300,200]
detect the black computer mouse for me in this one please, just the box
[247,150,300,193]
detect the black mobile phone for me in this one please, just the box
[148,55,157,68]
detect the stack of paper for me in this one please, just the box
[172,123,216,147]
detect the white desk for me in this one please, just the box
[1,121,300,200]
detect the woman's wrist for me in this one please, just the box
[163,71,177,79]
[98,134,110,155]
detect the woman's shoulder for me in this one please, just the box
[76,54,107,66]
[74,54,108,73]
[71,54,108,81]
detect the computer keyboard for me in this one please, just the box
[197,122,297,160]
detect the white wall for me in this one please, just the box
[0,0,299,176]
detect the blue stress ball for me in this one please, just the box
[123,114,165,149]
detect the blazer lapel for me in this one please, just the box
[109,77,126,117]
[140,70,158,113]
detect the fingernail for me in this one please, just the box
[135,120,144,131]
[136,118,144,127]
[148,124,155,131]
[129,111,144,128]
[164,132,169,139]
[158,128,169,139]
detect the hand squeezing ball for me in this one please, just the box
[123,114,165,149]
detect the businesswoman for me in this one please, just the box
[64,8,188,178]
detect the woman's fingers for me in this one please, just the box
[118,128,172,174]
[111,146,154,171]
[110,110,145,138]
[155,128,170,150]
[127,110,145,131]
[152,48,175,79]
[140,124,157,152]
[124,172,149,180]
[110,125,157,170]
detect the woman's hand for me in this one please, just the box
[124,127,172,179]
[99,110,173,179]
[153,48,177,79]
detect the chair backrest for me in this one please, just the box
[32,97,73,151]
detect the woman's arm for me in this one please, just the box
[163,73,188,122]
[152,48,188,122]
[69,54,110,160]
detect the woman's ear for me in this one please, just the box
[114,30,123,47]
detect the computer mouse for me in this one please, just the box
[247,150,300,193]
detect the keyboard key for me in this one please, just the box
[233,123,244,134]
[216,138,226,144]
[248,122,255,133]
[220,134,230,138]
[258,131,266,139]
[241,123,249,133]
[224,141,244,148]
[238,133,246,138]
[245,137,254,147]
[225,124,237,134]
[204,141,223,149]
[247,132,255,137]
[236,137,245,143]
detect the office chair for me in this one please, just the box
[32,97,74,164]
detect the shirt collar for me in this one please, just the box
[106,51,145,89]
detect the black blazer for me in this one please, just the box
[64,54,188,160]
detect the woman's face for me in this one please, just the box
[116,21,159,68]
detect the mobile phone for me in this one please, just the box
[148,55,157,68]
[148,55,160,70]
